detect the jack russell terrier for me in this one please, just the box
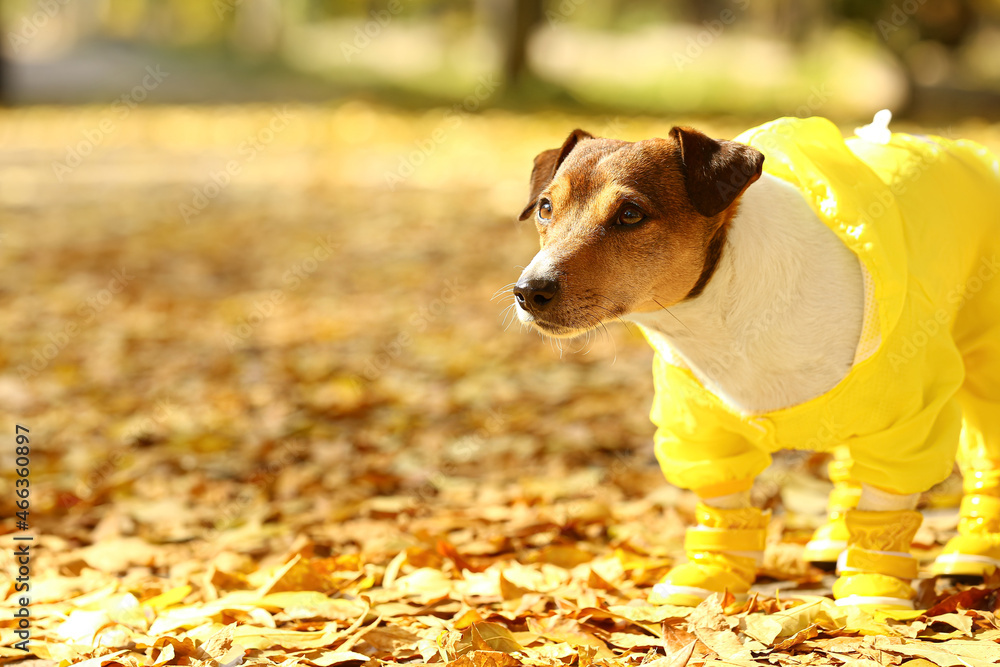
[511,112,1000,609]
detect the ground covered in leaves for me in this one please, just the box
[2,105,1000,667]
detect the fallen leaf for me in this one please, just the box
[231,626,343,650]
[586,568,618,592]
[898,660,942,667]
[65,650,130,667]
[874,637,999,667]
[922,586,993,617]
[643,640,696,667]
[498,571,533,600]
[142,585,192,610]
[310,651,372,666]
[742,597,843,645]
[455,622,524,656]
[529,545,595,569]
[394,567,455,601]
[607,604,692,623]
[927,611,974,636]
[447,650,517,667]
[772,622,821,650]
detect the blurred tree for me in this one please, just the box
[497,0,543,87]
[0,12,6,107]
[775,0,828,46]
[835,0,997,118]
[232,0,284,57]
[681,0,733,23]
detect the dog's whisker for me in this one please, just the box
[503,304,521,331]
[491,292,514,302]
[652,297,693,335]
[602,322,618,365]
[546,335,564,358]
[491,282,518,301]
[587,297,636,340]
[500,304,516,330]
[505,313,520,332]
[570,298,622,362]
[614,316,636,339]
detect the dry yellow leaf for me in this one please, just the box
[529,545,595,569]
[308,650,372,666]
[142,585,193,610]
[925,612,974,637]
[498,571,533,600]
[446,649,521,667]
[642,640,697,667]
[455,622,525,656]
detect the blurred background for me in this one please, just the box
[4,0,1000,117]
[1,0,996,632]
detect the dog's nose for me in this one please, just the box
[514,278,559,312]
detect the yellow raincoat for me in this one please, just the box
[642,117,1000,497]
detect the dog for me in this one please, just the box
[511,112,1000,609]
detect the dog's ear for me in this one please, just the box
[518,129,593,221]
[669,126,764,218]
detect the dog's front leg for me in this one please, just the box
[650,487,769,606]
[833,485,922,609]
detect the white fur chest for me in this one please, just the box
[629,173,866,414]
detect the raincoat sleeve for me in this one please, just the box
[649,353,772,497]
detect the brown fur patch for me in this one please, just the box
[685,204,739,300]
[516,128,763,335]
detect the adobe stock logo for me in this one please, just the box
[224,235,337,351]
[340,0,405,62]
[888,255,1000,372]
[7,0,73,53]
[179,106,295,224]
[356,278,464,381]
[383,75,501,190]
[18,268,135,381]
[51,65,170,181]
[673,0,750,71]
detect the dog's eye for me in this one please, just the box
[618,206,645,226]
[537,199,553,221]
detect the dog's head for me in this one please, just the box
[512,127,764,337]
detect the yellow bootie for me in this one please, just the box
[804,450,861,568]
[933,458,1000,577]
[650,504,768,606]
[833,509,922,609]
[833,572,916,609]
[932,495,1000,577]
